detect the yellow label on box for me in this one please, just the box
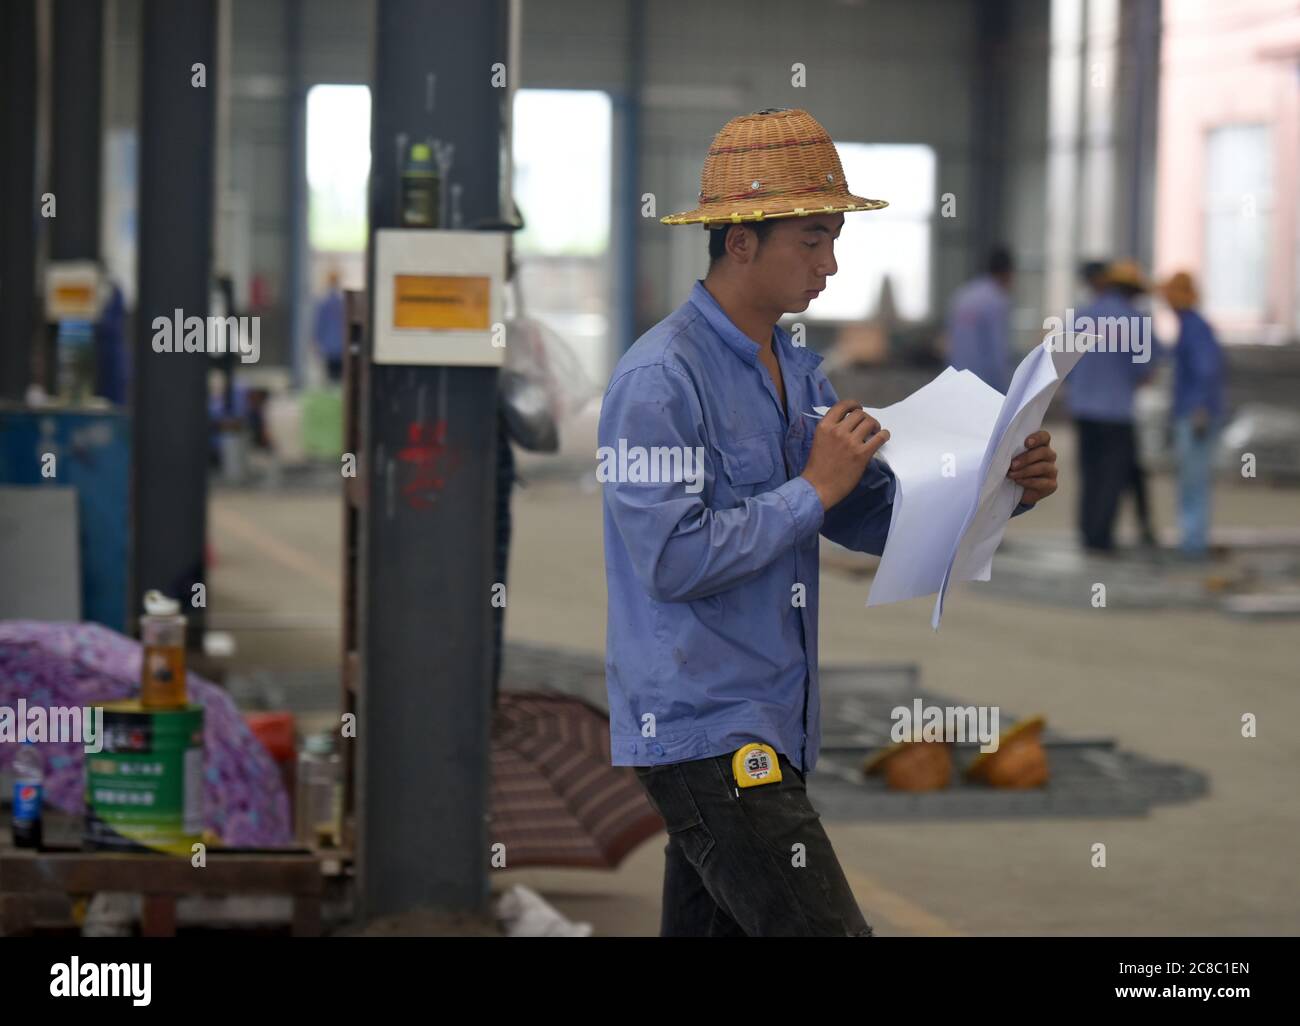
[393,274,490,330]
[54,284,96,307]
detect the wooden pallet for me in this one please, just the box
[0,847,324,937]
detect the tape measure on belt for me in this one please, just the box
[731,742,782,788]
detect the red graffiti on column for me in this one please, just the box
[396,419,461,509]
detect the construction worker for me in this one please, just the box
[1160,271,1226,559]
[598,108,1060,936]
[1066,259,1160,554]
[946,246,1015,393]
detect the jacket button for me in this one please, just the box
[651,743,665,756]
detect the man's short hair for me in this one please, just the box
[708,220,776,265]
[1079,259,1107,286]
[987,246,1014,276]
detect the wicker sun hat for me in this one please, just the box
[1105,258,1150,293]
[1160,270,1199,309]
[965,714,1050,789]
[660,107,888,227]
[862,739,953,793]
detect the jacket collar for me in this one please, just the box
[688,279,824,374]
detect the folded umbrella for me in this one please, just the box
[491,692,663,869]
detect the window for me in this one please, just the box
[1203,124,1271,320]
[804,143,936,322]
[512,89,613,384]
[306,84,372,252]
[513,90,611,257]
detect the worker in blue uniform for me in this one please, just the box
[1066,259,1161,553]
[946,247,1015,393]
[600,109,1061,936]
[1078,259,1157,546]
[1160,271,1226,559]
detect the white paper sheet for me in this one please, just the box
[811,332,1092,629]
[814,368,1004,607]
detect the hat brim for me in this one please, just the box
[661,195,889,226]
[1109,277,1149,292]
[862,736,948,775]
[965,714,1046,780]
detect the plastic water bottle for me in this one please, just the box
[399,141,440,227]
[295,734,340,848]
[12,741,43,849]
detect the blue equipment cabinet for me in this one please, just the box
[0,404,132,632]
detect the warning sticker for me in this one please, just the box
[393,274,490,330]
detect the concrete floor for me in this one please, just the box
[209,421,1300,936]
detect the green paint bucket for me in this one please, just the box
[84,702,204,856]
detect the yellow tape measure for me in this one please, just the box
[732,742,783,788]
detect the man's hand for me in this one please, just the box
[801,399,891,511]
[1007,429,1057,505]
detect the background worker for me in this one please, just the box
[1066,258,1160,554]
[1161,270,1226,559]
[946,246,1015,393]
[312,269,346,383]
[1077,258,1157,548]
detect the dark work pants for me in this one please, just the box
[1076,417,1138,551]
[634,753,873,937]
[1128,439,1155,543]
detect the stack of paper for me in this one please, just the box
[812,332,1091,629]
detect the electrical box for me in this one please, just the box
[45,261,102,321]
[372,229,507,366]
[0,406,131,632]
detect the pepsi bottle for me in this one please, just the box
[12,740,43,849]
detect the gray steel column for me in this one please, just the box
[285,0,306,390]
[970,0,1011,273]
[0,0,41,399]
[49,0,103,263]
[357,0,508,920]
[1044,0,1088,317]
[132,0,216,627]
[1122,0,1161,267]
[616,0,644,353]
